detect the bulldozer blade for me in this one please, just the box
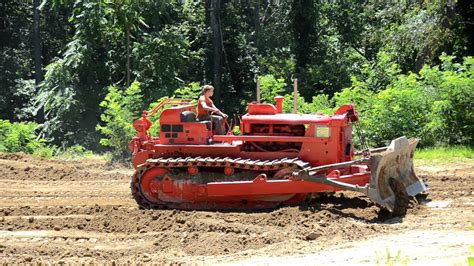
[365,137,426,215]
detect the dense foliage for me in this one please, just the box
[268,55,473,148]
[96,81,144,158]
[0,120,94,159]
[0,120,46,154]
[1,0,473,157]
[97,81,202,159]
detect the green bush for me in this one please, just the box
[33,146,57,159]
[97,81,204,160]
[360,55,474,147]
[364,82,432,146]
[54,144,94,160]
[259,75,286,104]
[174,82,202,102]
[306,95,334,115]
[421,54,474,145]
[282,93,312,114]
[96,81,144,159]
[0,120,48,154]
[0,120,96,160]
[270,55,473,148]
[333,82,375,115]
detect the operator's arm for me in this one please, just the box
[210,102,227,117]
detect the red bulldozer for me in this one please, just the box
[129,96,426,215]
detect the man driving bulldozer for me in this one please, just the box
[196,85,228,135]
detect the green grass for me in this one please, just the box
[470,223,474,266]
[414,145,474,165]
[31,144,111,161]
[374,249,410,266]
[53,150,112,161]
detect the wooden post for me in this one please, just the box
[293,78,298,113]
[256,77,260,103]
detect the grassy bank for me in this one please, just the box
[414,146,474,166]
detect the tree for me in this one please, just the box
[2,0,474,151]
[0,1,33,120]
[33,0,44,122]
[32,1,195,148]
[208,0,222,104]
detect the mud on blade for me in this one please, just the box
[366,137,426,214]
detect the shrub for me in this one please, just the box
[277,55,473,148]
[333,82,375,115]
[422,54,473,145]
[0,120,48,154]
[259,75,286,103]
[306,95,334,115]
[33,146,57,159]
[97,81,204,160]
[94,55,472,159]
[54,145,94,160]
[282,93,311,114]
[96,81,144,159]
[334,55,473,147]
[364,82,432,147]
[174,82,202,102]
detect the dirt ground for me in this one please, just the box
[0,153,472,265]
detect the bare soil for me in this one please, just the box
[0,153,472,264]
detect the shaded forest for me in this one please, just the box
[1,0,473,155]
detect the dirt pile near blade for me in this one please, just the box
[0,153,472,264]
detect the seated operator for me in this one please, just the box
[196,85,228,135]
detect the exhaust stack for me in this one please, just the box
[274,96,284,113]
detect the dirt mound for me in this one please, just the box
[0,153,472,264]
[0,152,128,181]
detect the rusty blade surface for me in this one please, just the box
[366,136,426,212]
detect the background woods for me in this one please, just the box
[0,0,473,157]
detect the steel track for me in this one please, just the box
[131,156,312,209]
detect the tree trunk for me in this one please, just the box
[33,0,44,122]
[209,0,222,104]
[254,0,260,53]
[414,4,455,72]
[126,22,131,87]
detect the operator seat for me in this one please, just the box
[180,110,211,130]
[180,110,197,122]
